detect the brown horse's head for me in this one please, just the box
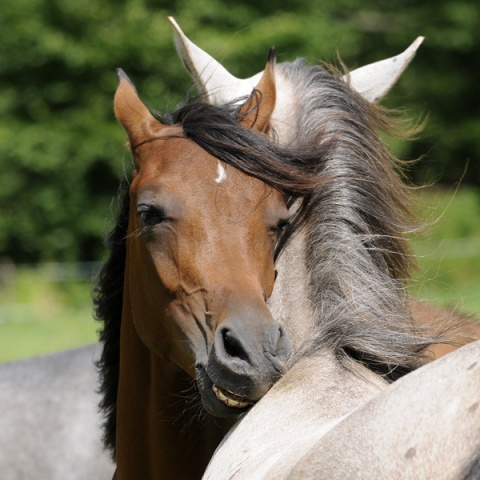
[113,59,297,416]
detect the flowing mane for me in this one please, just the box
[276,59,435,376]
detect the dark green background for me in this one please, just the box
[1,0,478,262]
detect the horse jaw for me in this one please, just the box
[168,16,423,104]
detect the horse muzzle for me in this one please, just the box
[195,312,292,417]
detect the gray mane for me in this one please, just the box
[277,60,438,378]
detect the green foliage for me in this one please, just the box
[0,0,479,262]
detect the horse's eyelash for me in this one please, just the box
[273,219,290,234]
[137,206,168,226]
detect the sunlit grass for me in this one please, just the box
[409,186,480,315]
[0,265,99,362]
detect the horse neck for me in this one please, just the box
[204,349,387,480]
[268,348,388,424]
[268,229,316,355]
[114,274,230,480]
[269,61,433,376]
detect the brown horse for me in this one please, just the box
[95,58,335,478]
[170,18,480,361]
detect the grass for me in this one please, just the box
[0,186,478,363]
[0,264,99,363]
[409,186,480,315]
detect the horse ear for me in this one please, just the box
[169,16,263,106]
[170,17,423,106]
[114,69,165,149]
[237,49,276,133]
[343,37,424,103]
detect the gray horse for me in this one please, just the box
[170,16,480,363]
[203,339,480,479]
[0,344,114,480]
[171,20,480,479]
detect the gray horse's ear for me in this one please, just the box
[114,69,165,151]
[169,16,423,105]
[343,37,425,102]
[168,16,262,105]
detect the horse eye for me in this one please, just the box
[272,219,290,236]
[137,205,167,226]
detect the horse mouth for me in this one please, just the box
[212,384,254,409]
[195,363,256,416]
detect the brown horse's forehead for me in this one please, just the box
[137,135,220,182]
[131,135,285,215]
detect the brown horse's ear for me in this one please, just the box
[237,48,276,133]
[114,69,165,149]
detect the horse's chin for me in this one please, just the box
[195,363,255,417]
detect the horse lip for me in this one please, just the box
[195,363,254,416]
[212,384,255,409]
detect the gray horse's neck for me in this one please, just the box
[204,347,387,479]
[205,340,480,480]
[268,229,317,356]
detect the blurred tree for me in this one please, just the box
[0,0,478,262]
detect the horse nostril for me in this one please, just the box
[222,328,249,362]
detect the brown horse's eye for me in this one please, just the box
[137,205,167,226]
[272,219,289,237]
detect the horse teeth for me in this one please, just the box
[212,385,251,409]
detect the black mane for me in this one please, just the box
[159,99,328,196]
[94,185,128,454]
